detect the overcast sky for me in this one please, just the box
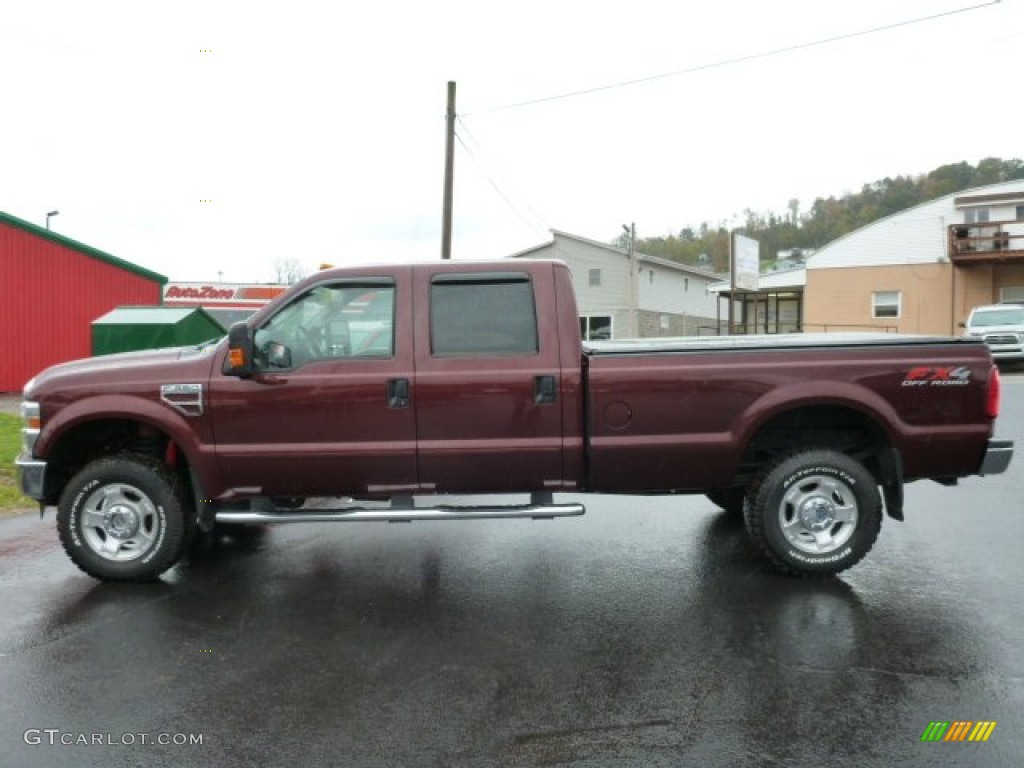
[2,0,1020,282]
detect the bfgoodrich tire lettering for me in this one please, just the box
[743,450,882,577]
[57,454,190,582]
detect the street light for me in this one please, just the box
[46,210,59,230]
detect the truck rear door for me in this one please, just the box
[412,264,566,493]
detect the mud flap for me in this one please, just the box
[189,467,217,533]
[879,446,904,521]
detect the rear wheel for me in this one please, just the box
[57,454,191,582]
[743,449,882,577]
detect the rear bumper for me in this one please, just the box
[980,439,1014,475]
[16,455,46,501]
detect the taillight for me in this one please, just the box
[986,365,1001,419]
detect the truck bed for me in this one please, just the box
[582,332,995,494]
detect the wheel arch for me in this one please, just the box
[731,386,905,519]
[36,395,211,508]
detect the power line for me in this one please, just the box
[454,118,550,234]
[454,130,547,233]
[463,1,1001,116]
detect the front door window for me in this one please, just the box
[253,282,395,370]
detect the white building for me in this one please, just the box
[509,229,727,339]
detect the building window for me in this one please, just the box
[649,270,654,285]
[1016,204,1024,221]
[580,315,612,341]
[872,291,901,319]
[964,207,990,224]
[588,268,601,287]
[684,277,689,292]
[1000,286,1024,303]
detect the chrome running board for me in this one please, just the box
[215,495,585,524]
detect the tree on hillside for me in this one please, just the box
[619,157,1024,272]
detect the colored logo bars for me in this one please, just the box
[921,721,997,742]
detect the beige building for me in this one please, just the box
[805,179,1024,335]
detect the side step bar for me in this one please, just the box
[215,496,585,525]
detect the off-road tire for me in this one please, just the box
[57,454,191,582]
[743,449,882,577]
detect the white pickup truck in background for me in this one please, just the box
[962,303,1024,366]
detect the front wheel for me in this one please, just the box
[57,454,191,582]
[744,450,882,577]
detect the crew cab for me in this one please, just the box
[16,259,1014,581]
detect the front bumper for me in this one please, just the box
[980,438,1014,476]
[16,454,47,501]
[990,350,1024,362]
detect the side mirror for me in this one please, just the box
[225,322,254,377]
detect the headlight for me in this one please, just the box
[20,401,40,456]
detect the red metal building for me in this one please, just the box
[0,211,166,392]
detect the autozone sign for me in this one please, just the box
[163,283,286,308]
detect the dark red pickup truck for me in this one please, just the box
[16,259,1013,581]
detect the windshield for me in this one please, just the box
[969,307,1024,327]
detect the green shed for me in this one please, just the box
[91,306,225,356]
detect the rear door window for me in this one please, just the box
[429,274,538,356]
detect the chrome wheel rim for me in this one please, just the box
[778,474,858,555]
[80,483,161,562]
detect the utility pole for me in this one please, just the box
[623,222,638,337]
[441,81,456,260]
[728,231,735,334]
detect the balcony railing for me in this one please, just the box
[696,323,898,335]
[948,220,1024,263]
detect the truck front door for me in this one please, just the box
[209,271,417,497]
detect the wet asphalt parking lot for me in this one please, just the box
[1,378,1022,767]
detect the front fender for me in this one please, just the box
[37,393,223,501]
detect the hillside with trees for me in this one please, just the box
[624,157,1024,273]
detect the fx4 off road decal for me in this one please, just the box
[901,366,971,387]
